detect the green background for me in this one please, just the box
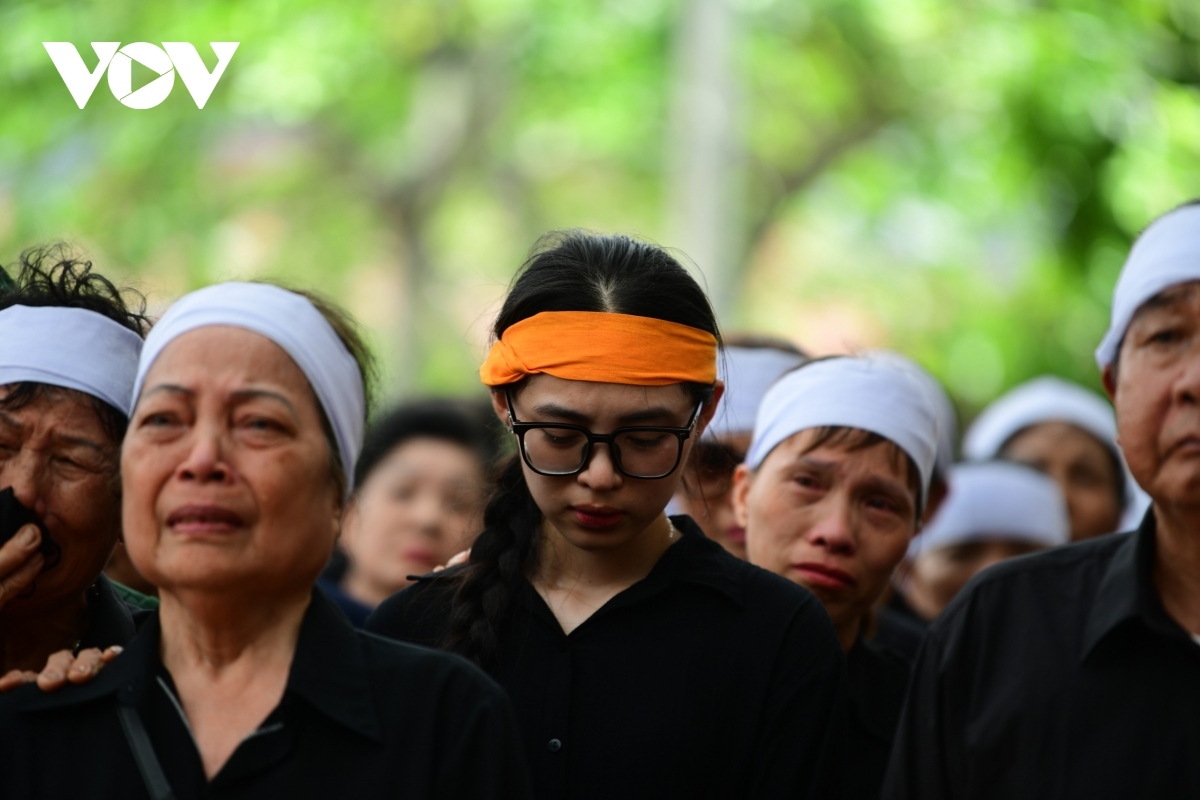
[3,0,1198,427]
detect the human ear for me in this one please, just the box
[694,380,725,438]
[1102,364,1117,403]
[489,389,511,429]
[731,462,753,529]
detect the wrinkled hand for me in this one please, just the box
[0,524,45,613]
[432,549,472,573]
[0,645,123,693]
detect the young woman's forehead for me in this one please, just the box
[518,375,693,418]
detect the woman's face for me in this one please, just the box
[734,429,919,646]
[0,386,121,616]
[121,326,342,599]
[904,538,1044,620]
[341,437,485,595]
[1001,422,1123,541]
[673,432,753,559]
[492,374,719,553]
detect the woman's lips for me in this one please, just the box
[401,547,438,566]
[166,504,244,534]
[793,562,857,591]
[572,505,625,529]
[725,526,746,544]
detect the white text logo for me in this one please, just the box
[43,42,239,109]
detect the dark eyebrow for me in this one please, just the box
[528,403,689,427]
[856,475,915,511]
[142,384,194,400]
[1139,283,1200,312]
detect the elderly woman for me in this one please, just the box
[0,282,530,798]
[962,375,1148,540]
[733,355,939,800]
[0,248,148,687]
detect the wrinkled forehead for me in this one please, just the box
[770,425,916,484]
[0,381,120,451]
[140,325,314,401]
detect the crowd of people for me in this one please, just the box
[0,200,1196,798]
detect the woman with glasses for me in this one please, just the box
[367,230,847,800]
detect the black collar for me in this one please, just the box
[659,515,746,608]
[24,589,383,743]
[1081,509,1193,661]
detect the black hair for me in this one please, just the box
[440,230,722,669]
[0,245,150,445]
[354,398,501,489]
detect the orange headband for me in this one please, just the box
[480,311,718,387]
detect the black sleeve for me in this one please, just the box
[748,600,849,800]
[365,575,455,647]
[433,666,533,800]
[879,620,965,800]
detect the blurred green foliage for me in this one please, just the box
[1,0,1197,427]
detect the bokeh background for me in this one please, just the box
[2,0,1198,422]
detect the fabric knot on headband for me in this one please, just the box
[0,305,144,414]
[480,311,718,387]
[131,282,365,496]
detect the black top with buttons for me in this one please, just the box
[883,510,1200,799]
[367,515,848,800]
[0,588,532,799]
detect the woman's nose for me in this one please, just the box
[577,442,622,491]
[803,497,857,555]
[2,450,46,517]
[176,427,230,483]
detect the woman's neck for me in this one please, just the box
[535,514,677,591]
[341,570,395,610]
[158,587,310,677]
[1152,504,1200,635]
[0,593,89,673]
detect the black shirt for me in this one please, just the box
[882,511,1200,799]
[868,599,926,665]
[845,638,909,800]
[367,515,848,800]
[0,588,532,799]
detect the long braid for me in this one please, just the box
[440,456,539,670]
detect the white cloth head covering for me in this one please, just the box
[962,375,1148,529]
[132,283,365,493]
[1096,203,1200,369]
[868,350,958,478]
[0,305,143,414]
[746,356,940,504]
[909,461,1069,557]
[706,345,807,440]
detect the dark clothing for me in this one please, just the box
[846,639,909,800]
[0,588,532,800]
[317,576,372,628]
[80,574,145,650]
[367,515,848,800]
[882,511,1200,799]
[110,579,160,611]
[868,602,926,664]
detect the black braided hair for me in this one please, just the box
[439,230,722,670]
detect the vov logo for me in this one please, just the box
[43,42,239,109]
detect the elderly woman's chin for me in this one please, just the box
[126,528,332,596]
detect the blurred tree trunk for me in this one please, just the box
[667,0,742,318]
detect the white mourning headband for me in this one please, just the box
[0,305,143,414]
[746,356,940,505]
[1096,204,1200,368]
[131,283,365,493]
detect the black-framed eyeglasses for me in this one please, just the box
[506,392,702,479]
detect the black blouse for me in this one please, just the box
[367,515,848,800]
[0,588,532,799]
[845,638,909,800]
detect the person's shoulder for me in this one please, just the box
[931,532,1129,638]
[365,571,460,644]
[354,628,508,709]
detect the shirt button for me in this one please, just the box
[548,738,563,752]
